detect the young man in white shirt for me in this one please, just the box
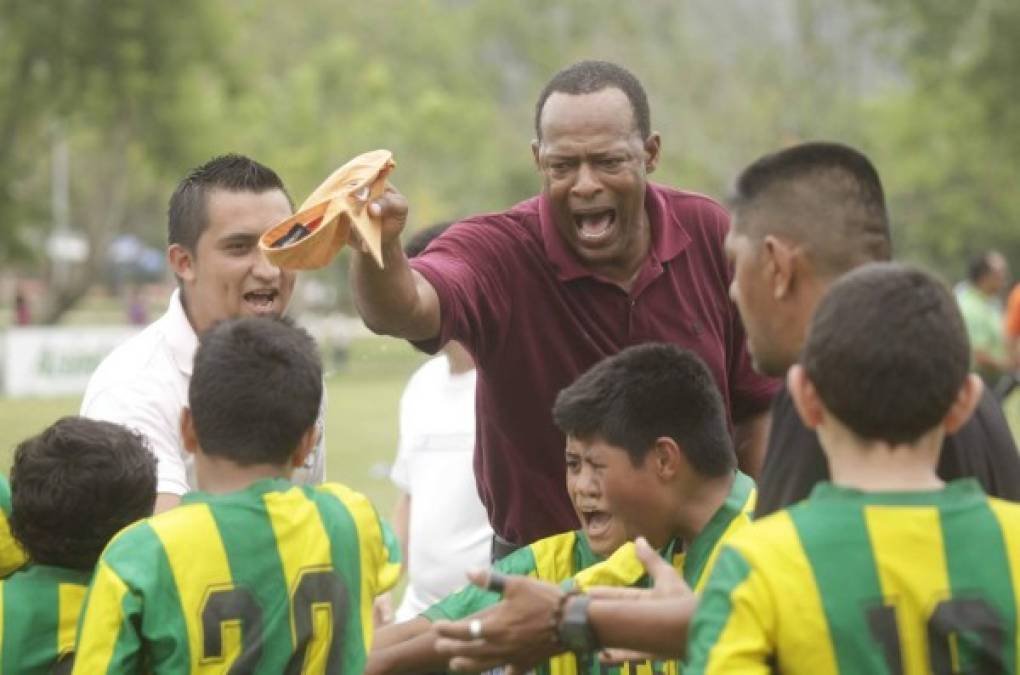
[390,223,492,621]
[81,154,326,513]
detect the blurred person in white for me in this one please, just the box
[390,222,492,622]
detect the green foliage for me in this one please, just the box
[860,0,1020,277]
[1,0,1019,289]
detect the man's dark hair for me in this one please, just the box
[534,60,651,140]
[190,316,323,466]
[730,142,891,277]
[553,343,735,475]
[967,250,999,283]
[168,153,291,252]
[803,262,970,445]
[404,221,454,259]
[10,416,157,570]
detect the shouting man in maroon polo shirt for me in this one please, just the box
[352,60,777,556]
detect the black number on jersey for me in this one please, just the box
[284,567,349,674]
[198,568,349,672]
[50,652,73,675]
[867,596,1006,674]
[201,586,264,673]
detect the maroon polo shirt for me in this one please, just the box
[410,183,777,545]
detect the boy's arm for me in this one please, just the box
[374,615,431,650]
[683,546,774,675]
[370,549,532,673]
[368,613,491,675]
[71,561,144,674]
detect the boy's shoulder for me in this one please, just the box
[493,530,579,579]
[718,505,809,568]
[986,496,1020,534]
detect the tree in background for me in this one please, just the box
[1,0,1018,321]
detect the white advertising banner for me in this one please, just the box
[3,326,139,398]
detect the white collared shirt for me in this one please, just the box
[81,289,326,495]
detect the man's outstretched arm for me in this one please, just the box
[350,189,441,341]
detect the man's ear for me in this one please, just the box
[643,132,662,174]
[180,407,199,456]
[531,140,541,170]
[168,244,197,283]
[787,365,825,430]
[761,235,797,299]
[944,374,984,435]
[650,436,683,480]
[291,425,319,468]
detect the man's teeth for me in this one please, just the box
[576,211,614,238]
[245,292,276,306]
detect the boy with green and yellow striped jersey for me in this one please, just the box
[0,475,27,577]
[368,343,754,675]
[73,316,401,675]
[686,264,1020,674]
[1,416,157,674]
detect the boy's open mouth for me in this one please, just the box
[581,508,613,537]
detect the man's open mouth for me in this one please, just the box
[573,209,616,242]
[243,289,279,313]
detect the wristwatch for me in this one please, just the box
[556,594,600,653]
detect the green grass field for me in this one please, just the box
[0,335,429,515]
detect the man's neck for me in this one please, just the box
[820,424,944,492]
[177,287,206,336]
[194,454,293,494]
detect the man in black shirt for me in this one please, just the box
[723,142,1020,516]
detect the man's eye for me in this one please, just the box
[599,158,624,169]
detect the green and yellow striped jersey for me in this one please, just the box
[686,479,1020,675]
[0,476,27,578]
[425,472,756,675]
[0,564,89,674]
[73,478,401,675]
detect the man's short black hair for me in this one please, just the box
[168,153,292,252]
[10,416,157,570]
[190,316,323,466]
[404,221,454,259]
[803,262,970,445]
[553,343,735,476]
[730,142,891,277]
[534,60,651,141]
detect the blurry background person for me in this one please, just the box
[13,284,30,326]
[390,223,492,622]
[1001,279,1020,400]
[956,250,1014,395]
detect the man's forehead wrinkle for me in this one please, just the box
[540,133,636,156]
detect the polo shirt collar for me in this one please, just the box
[538,182,692,282]
[165,288,199,377]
